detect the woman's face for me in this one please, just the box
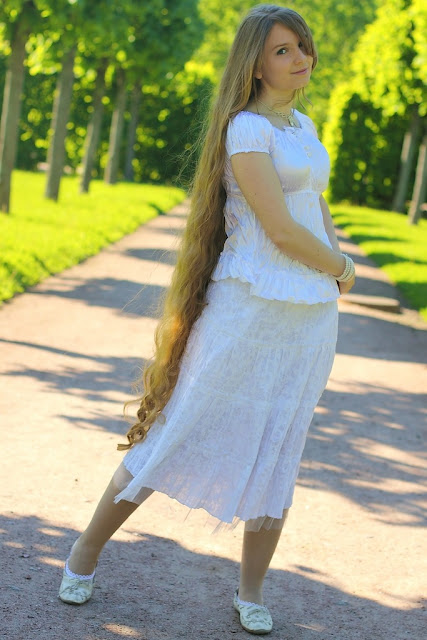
[255,23,313,98]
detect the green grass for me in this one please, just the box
[0,170,186,303]
[330,203,427,321]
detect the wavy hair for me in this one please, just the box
[118,4,317,451]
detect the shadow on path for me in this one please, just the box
[1,513,424,640]
[301,382,427,528]
[0,338,147,435]
[27,278,166,319]
[336,309,427,364]
[124,248,178,266]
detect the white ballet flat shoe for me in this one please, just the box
[233,589,273,635]
[58,563,96,605]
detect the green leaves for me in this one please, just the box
[350,0,425,117]
[323,82,409,207]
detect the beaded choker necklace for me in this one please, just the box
[257,100,299,128]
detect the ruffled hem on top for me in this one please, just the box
[211,251,340,304]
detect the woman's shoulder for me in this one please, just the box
[229,110,274,131]
[231,108,318,138]
[225,110,274,156]
[227,111,273,150]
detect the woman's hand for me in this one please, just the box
[338,274,356,295]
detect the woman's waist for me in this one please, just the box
[214,244,334,278]
[225,195,324,229]
[211,252,340,304]
[223,218,331,257]
[226,183,325,202]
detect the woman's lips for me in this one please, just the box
[292,68,308,74]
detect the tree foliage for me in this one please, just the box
[324,0,426,217]
[350,0,426,117]
[323,82,410,207]
[0,0,204,204]
[0,0,425,217]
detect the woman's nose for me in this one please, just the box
[296,48,307,63]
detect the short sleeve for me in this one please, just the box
[225,112,273,157]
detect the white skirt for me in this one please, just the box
[114,277,338,532]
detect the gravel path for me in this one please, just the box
[1,200,426,640]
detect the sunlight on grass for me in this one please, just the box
[330,204,427,321]
[0,170,186,302]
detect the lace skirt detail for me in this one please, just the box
[114,277,338,533]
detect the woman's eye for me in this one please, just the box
[277,42,305,55]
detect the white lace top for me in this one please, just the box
[211,109,340,304]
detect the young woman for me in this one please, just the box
[59,3,355,635]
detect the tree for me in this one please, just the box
[124,80,141,182]
[79,60,108,193]
[392,104,422,213]
[104,67,126,184]
[350,0,426,222]
[408,0,427,223]
[42,0,105,200]
[129,60,215,185]
[5,0,204,189]
[408,134,427,223]
[0,1,39,212]
[78,1,134,192]
[104,0,204,185]
[44,44,76,200]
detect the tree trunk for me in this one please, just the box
[104,68,127,185]
[124,81,141,182]
[80,61,107,194]
[408,134,427,225]
[0,15,31,213]
[44,46,76,201]
[392,104,421,212]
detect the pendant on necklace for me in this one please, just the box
[286,112,299,128]
[257,100,299,128]
[276,110,299,128]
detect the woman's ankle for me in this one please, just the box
[237,585,264,605]
[67,536,100,575]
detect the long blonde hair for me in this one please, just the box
[118,4,317,451]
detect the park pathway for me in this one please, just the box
[1,200,426,640]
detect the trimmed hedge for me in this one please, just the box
[323,82,410,210]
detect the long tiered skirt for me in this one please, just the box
[114,277,338,532]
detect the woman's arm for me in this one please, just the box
[319,194,340,252]
[230,152,346,277]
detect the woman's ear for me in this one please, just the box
[254,69,262,80]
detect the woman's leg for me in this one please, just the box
[67,464,154,575]
[238,509,289,605]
